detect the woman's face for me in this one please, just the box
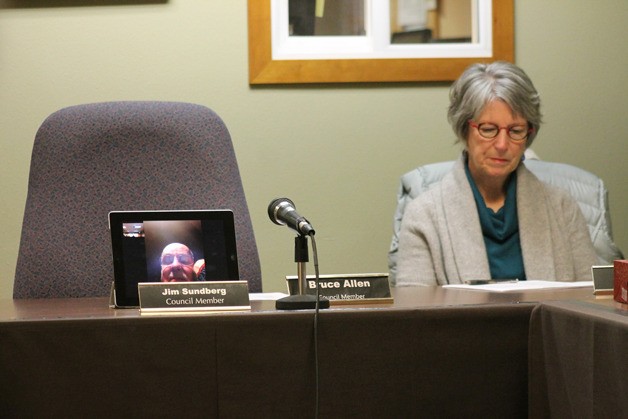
[466,100,527,187]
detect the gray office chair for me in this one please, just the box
[14,101,262,298]
[388,156,624,282]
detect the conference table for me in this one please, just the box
[529,298,628,418]
[0,285,623,418]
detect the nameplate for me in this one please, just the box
[138,281,250,313]
[286,273,393,305]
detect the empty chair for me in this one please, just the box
[14,101,262,298]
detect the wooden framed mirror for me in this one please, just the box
[248,0,513,84]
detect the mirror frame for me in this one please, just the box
[248,0,513,84]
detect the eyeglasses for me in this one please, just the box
[161,253,194,266]
[468,120,534,142]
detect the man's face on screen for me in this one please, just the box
[160,243,195,282]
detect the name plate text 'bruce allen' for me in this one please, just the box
[138,281,250,313]
[286,273,392,305]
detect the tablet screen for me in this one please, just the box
[109,210,240,307]
[591,265,614,295]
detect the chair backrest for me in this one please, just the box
[14,101,262,298]
[388,158,623,282]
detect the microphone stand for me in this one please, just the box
[275,235,330,310]
[295,235,308,295]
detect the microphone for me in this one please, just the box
[268,198,315,236]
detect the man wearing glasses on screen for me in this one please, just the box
[160,242,196,282]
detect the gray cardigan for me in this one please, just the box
[395,156,598,286]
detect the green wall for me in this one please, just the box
[1,0,626,299]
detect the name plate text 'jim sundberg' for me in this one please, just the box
[138,281,250,313]
[286,273,392,304]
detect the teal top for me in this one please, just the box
[464,162,526,280]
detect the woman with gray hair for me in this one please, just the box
[395,61,597,286]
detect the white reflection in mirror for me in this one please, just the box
[274,0,489,60]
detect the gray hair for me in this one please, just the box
[447,61,542,146]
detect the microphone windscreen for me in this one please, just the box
[268,198,295,225]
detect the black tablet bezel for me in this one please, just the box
[109,210,240,308]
